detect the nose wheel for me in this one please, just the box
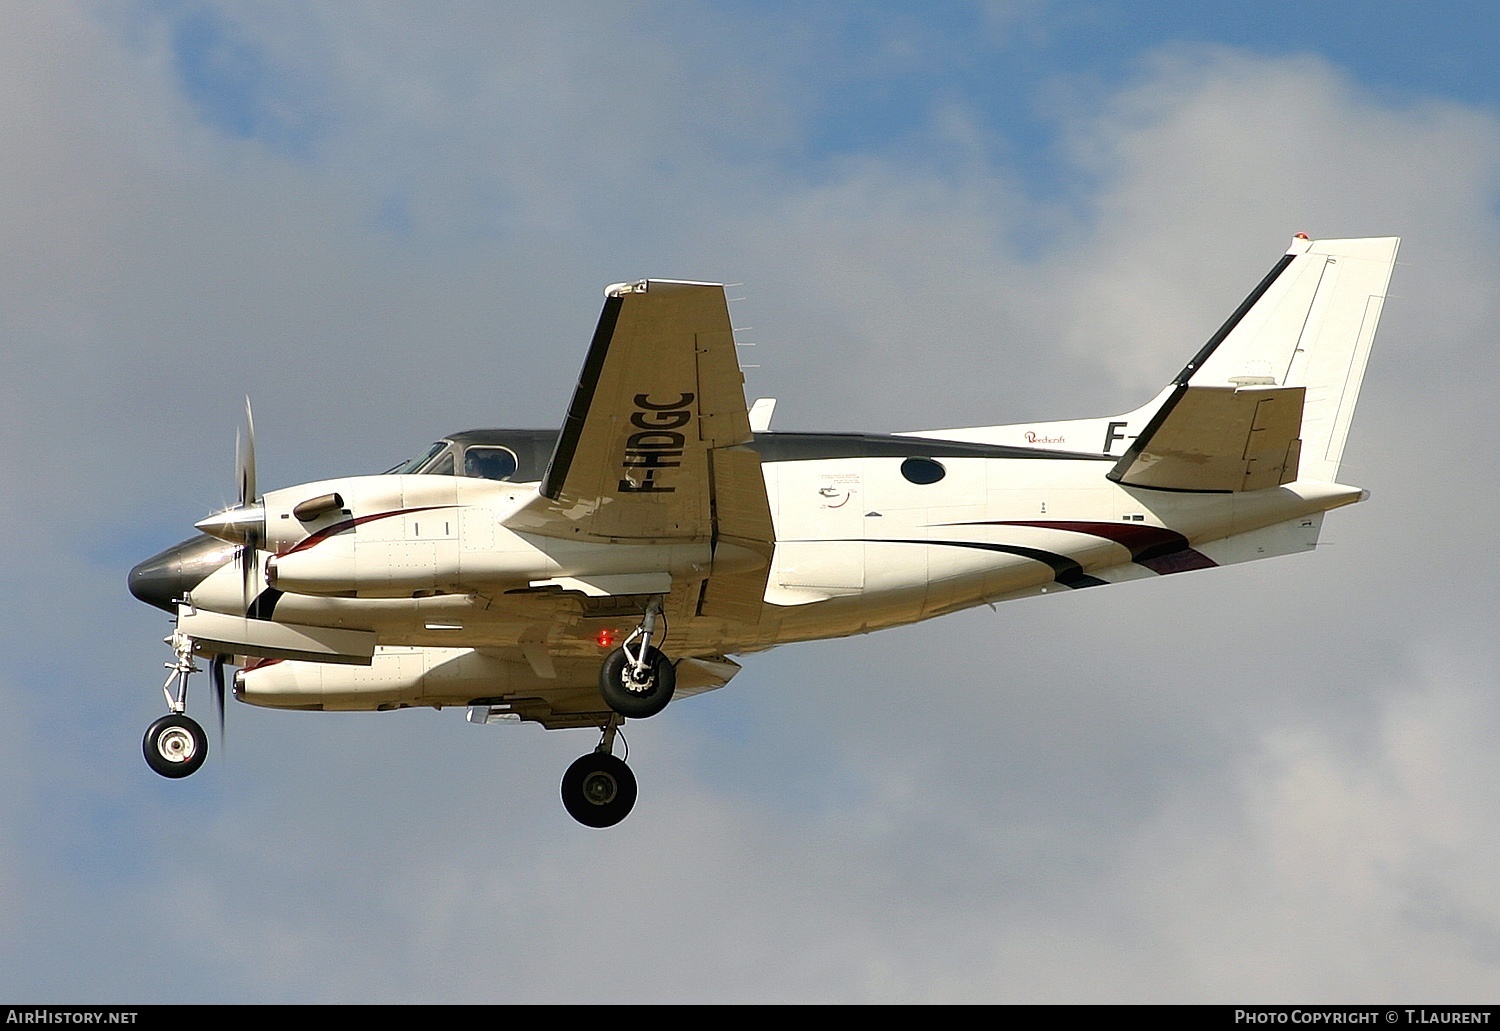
[144,713,208,778]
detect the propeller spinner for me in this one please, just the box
[193,398,266,608]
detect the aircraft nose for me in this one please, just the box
[128,535,238,613]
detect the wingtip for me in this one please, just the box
[604,278,726,298]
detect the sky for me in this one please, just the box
[4,0,1500,1003]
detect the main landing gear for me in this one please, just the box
[143,630,209,779]
[598,599,675,719]
[565,600,674,827]
[561,718,637,828]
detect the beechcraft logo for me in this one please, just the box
[619,392,695,493]
[817,472,860,509]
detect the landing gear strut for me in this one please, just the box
[561,717,637,828]
[598,599,675,719]
[143,630,209,778]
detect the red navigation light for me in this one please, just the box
[596,629,616,649]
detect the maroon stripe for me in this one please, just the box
[284,505,454,555]
[944,520,1219,573]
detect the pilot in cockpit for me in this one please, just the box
[464,446,518,481]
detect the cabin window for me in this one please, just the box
[900,457,946,485]
[428,452,455,476]
[464,446,519,481]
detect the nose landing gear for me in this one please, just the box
[143,630,209,779]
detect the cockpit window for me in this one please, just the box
[428,452,455,476]
[464,446,519,481]
[384,441,450,475]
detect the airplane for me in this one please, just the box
[129,234,1399,827]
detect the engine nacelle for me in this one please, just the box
[264,529,556,597]
[256,475,756,599]
[236,647,519,711]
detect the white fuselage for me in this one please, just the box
[185,442,1360,713]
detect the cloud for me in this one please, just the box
[1099,643,1500,1000]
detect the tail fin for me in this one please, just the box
[1104,235,1398,490]
[907,235,1398,486]
[1179,235,1398,481]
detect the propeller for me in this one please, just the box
[183,403,264,760]
[235,398,260,608]
[196,398,265,610]
[204,403,257,757]
[238,397,256,513]
[210,653,227,749]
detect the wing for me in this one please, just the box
[509,279,774,620]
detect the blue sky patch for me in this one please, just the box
[167,5,320,156]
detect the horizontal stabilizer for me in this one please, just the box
[1109,384,1304,492]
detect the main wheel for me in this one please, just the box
[561,752,638,828]
[598,645,676,719]
[143,713,208,779]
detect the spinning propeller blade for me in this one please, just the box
[238,398,256,511]
[210,653,227,748]
[236,399,260,609]
[197,398,266,609]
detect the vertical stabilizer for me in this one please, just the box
[903,235,1398,481]
[1184,236,1399,482]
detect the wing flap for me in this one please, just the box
[1109,385,1305,492]
[698,444,775,620]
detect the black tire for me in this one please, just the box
[598,645,676,719]
[561,752,638,828]
[143,713,208,779]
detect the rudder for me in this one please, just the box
[1185,235,1399,482]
